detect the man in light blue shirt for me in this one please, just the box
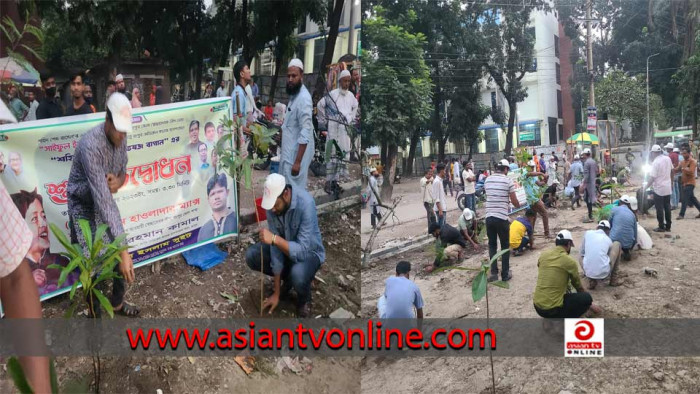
[609,195,637,261]
[378,261,424,319]
[246,174,325,317]
[280,58,314,191]
[231,61,252,157]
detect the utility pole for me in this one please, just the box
[586,0,595,107]
[646,53,660,152]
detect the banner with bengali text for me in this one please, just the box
[0,97,237,301]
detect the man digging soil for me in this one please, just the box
[245,174,325,317]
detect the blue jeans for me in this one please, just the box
[466,193,475,212]
[246,243,322,305]
[515,236,529,252]
[436,211,446,227]
[672,175,681,208]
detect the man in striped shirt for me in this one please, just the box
[484,159,520,282]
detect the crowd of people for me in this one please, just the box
[375,140,700,326]
[0,57,339,390]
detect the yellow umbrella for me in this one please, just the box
[566,132,599,145]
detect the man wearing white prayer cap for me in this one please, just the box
[316,69,358,186]
[280,58,314,191]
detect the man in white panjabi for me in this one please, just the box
[317,70,358,183]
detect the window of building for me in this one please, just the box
[314,38,326,73]
[554,35,560,58]
[558,124,564,141]
[557,90,563,119]
[556,63,561,85]
[518,122,541,147]
[260,49,275,76]
[486,129,500,153]
[529,57,537,72]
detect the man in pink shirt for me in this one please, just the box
[649,144,674,232]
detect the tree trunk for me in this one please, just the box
[504,100,517,156]
[241,0,253,64]
[313,0,345,104]
[380,144,398,201]
[269,47,285,102]
[438,137,447,163]
[195,54,203,99]
[468,140,474,161]
[647,0,655,32]
[380,141,388,168]
[406,131,420,177]
[431,65,443,162]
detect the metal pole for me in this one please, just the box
[646,53,659,152]
[586,0,595,107]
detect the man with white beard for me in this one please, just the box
[317,70,358,184]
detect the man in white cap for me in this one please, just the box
[245,173,325,317]
[609,195,637,261]
[579,220,621,289]
[484,159,520,282]
[317,69,358,185]
[457,208,480,250]
[580,147,599,223]
[649,144,673,232]
[533,230,602,318]
[568,154,584,209]
[280,58,314,191]
[67,92,138,317]
[367,167,382,228]
[115,74,131,100]
[279,59,314,189]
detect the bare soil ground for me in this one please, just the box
[1,207,361,394]
[361,184,700,393]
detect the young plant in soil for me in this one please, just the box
[10,220,130,393]
[431,248,510,394]
[215,114,275,315]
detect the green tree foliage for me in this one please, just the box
[596,69,667,140]
[481,1,548,156]
[362,8,432,199]
[674,32,700,139]
[446,85,491,161]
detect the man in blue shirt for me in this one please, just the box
[609,195,637,261]
[245,174,325,317]
[377,261,424,319]
[280,58,314,191]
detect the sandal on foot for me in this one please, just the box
[114,302,140,317]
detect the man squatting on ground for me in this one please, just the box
[245,174,325,318]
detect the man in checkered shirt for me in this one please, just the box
[0,179,50,392]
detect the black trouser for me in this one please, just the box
[424,202,436,230]
[534,292,593,319]
[245,243,321,306]
[571,185,581,206]
[680,185,700,217]
[486,217,510,280]
[653,192,672,230]
[371,205,382,227]
[583,189,593,219]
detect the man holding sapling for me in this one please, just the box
[67,92,138,317]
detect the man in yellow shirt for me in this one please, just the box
[533,230,602,318]
[510,209,535,256]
